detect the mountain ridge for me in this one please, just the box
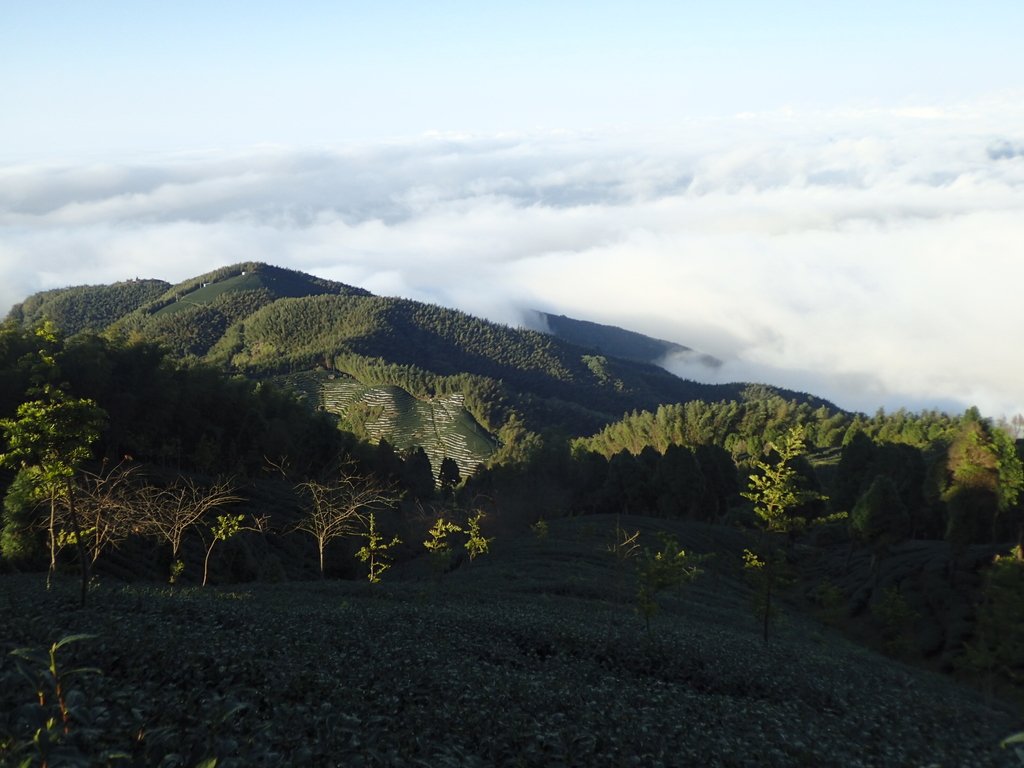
[6,262,837,474]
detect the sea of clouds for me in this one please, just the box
[2,101,1022,418]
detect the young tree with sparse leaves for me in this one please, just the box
[635,533,704,635]
[741,426,823,642]
[743,426,813,535]
[424,517,463,577]
[201,512,267,587]
[464,511,493,562]
[356,512,401,583]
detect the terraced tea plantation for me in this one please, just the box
[1,516,1018,767]
[277,370,495,476]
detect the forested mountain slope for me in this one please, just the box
[6,278,169,335]
[7,262,834,466]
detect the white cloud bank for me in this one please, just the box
[2,101,1023,418]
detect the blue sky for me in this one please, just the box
[2,2,1023,418]
[4,1,1022,157]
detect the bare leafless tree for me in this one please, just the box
[136,476,241,582]
[74,460,142,565]
[294,467,396,577]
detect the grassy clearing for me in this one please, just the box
[1,516,1018,767]
[152,273,270,318]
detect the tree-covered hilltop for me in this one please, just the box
[106,262,371,356]
[6,279,169,336]
[7,262,830,448]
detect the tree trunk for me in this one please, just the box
[843,539,854,575]
[65,480,89,608]
[203,541,215,587]
[47,495,57,590]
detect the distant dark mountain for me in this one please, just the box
[7,262,834,474]
[534,311,722,368]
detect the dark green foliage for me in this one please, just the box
[580,402,1024,552]
[0,328,107,604]
[0,324,42,417]
[224,290,767,438]
[835,433,940,539]
[574,396,830,461]
[694,444,739,519]
[851,476,911,555]
[0,562,1013,767]
[833,430,876,513]
[1,467,46,563]
[400,447,434,500]
[4,633,102,766]
[946,486,999,562]
[652,444,704,519]
[942,414,1024,550]
[140,302,232,358]
[602,450,651,516]
[871,586,919,657]
[6,279,169,335]
[964,546,1024,695]
[438,456,461,498]
[0,324,352,510]
[870,442,928,536]
[373,439,403,485]
[576,399,967,463]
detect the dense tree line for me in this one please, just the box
[64,338,344,477]
[571,397,1023,551]
[574,394,966,461]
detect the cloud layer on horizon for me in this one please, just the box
[2,103,1023,418]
